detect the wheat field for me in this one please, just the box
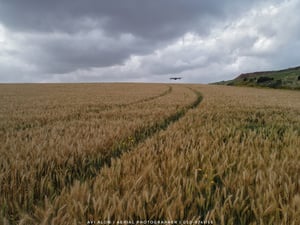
[1,83,299,225]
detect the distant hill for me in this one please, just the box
[214,66,300,90]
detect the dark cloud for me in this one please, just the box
[17,31,152,74]
[0,0,298,83]
[0,0,260,35]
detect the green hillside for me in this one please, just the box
[215,66,300,90]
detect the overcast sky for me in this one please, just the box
[0,0,299,83]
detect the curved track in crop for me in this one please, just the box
[1,85,202,224]
[5,85,173,133]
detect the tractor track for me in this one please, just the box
[39,87,202,203]
[69,87,202,181]
[6,86,203,224]
[2,85,172,133]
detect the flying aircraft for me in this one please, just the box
[169,77,182,80]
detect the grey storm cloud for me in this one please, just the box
[0,0,298,83]
[17,31,152,74]
[0,0,263,35]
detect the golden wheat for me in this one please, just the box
[0,83,197,224]
[1,84,299,224]
[22,85,300,225]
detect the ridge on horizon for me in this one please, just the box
[236,65,300,79]
[214,65,300,90]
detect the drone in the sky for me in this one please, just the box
[169,77,182,80]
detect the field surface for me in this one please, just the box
[0,83,299,225]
